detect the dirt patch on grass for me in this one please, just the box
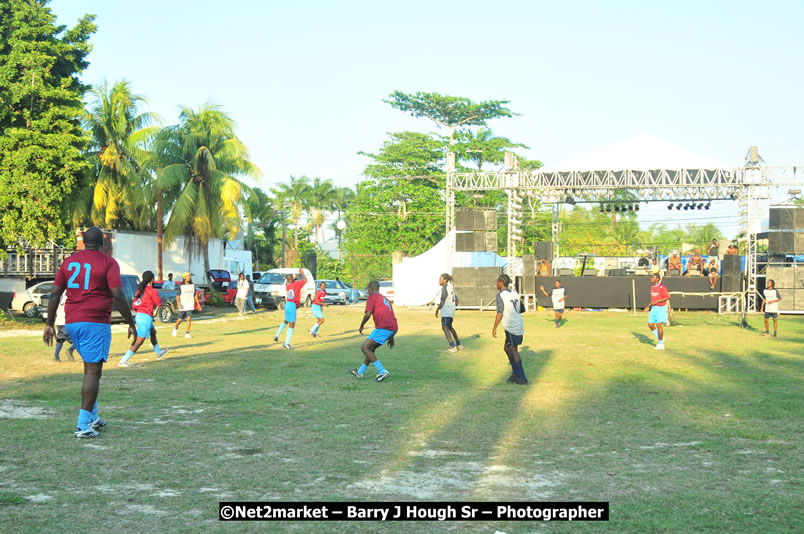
[0,399,50,419]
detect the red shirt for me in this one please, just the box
[132,286,161,315]
[54,250,122,324]
[313,289,327,305]
[286,279,306,305]
[650,283,670,307]
[366,292,398,332]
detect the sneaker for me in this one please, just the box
[448,346,458,353]
[506,374,516,384]
[283,344,293,350]
[456,344,464,351]
[172,329,177,337]
[74,426,100,439]
[513,376,529,385]
[157,348,169,360]
[375,370,390,382]
[67,346,76,360]
[53,357,61,362]
[185,333,191,339]
[118,360,136,367]
[760,332,770,337]
[89,417,106,431]
[654,344,665,350]
[348,368,364,379]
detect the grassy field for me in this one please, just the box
[0,305,801,533]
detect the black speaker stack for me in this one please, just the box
[455,210,498,252]
[452,267,503,306]
[765,206,804,311]
[522,256,536,294]
[720,254,741,292]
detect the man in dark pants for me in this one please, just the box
[43,227,135,438]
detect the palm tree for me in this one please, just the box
[245,187,280,268]
[307,178,339,246]
[272,176,310,261]
[152,104,261,275]
[81,80,160,228]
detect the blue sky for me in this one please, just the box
[51,0,804,239]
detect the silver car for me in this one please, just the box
[316,280,349,305]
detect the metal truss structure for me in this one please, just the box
[445,162,804,311]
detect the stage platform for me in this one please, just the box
[530,275,739,310]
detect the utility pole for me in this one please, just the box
[157,190,163,280]
[281,199,287,268]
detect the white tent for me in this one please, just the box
[393,230,512,306]
[540,134,727,171]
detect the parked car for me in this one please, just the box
[207,269,238,305]
[253,268,315,308]
[316,280,350,305]
[252,271,266,283]
[12,280,55,317]
[334,280,364,302]
[39,274,193,323]
[378,280,394,302]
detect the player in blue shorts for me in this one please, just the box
[492,274,528,385]
[43,227,136,438]
[644,273,670,350]
[349,280,398,382]
[308,282,328,338]
[273,269,306,349]
[119,271,169,366]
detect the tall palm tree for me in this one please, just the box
[152,104,261,275]
[272,176,310,259]
[307,178,339,246]
[81,80,160,228]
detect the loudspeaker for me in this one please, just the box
[607,269,626,276]
[668,269,680,276]
[775,289,795,310]
[535,241,553,261]
[558,269,574,276]
[721,274,741,292]
[472,211,486,231]
[485,232,498,252]
[456,232,472,252]
[522,256,536,276]
[473,233,486,252]
[797,233,804,254]
[768,232,795,254]
[765,266,795,288]
[483,210,497,231]
[769,208,795,230]
[522,275,536,294]
[582,269,598,276]
[721,255,740,274]
[456,211,473,231]
[795,207,804,228]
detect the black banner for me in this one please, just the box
[219,501,609,521]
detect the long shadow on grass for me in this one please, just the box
[632,332,656,345]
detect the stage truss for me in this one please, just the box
[445,163,803,312]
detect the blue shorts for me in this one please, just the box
[441,316,454,327]
[368,328,396,345]
[134,312,154,338]
[649,305,668,325]
[505,330,523,347]
[312,304,324,319]
[284,301,298,323]
[65,322,112,364]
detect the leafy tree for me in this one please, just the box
[307,177,338,247]
[79,80,160,228]
[152,104,260,274]
[385,91,516,146]
[452,127,529,170]
[0,0,96,247]
[358,131,445,183]
[245,187,280,269]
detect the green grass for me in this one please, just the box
[0,306,801,533]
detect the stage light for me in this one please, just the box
[565,195,576,205]
[683,204,689,210]
[705,202,711,210]
[628,205,634,211]
[599,204,604,212]
[697,203,703,210]
[634,204,640,211]
[667,204,673,210]
[605,205,612,212]
[676,203,683,209]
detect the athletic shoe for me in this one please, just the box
[348,368,364,379]
[760,332,770,337]
[157,348,169,360]
[74,426,100,439]
[457,344,464,351]
[654,344,665,350]
[172,329,177,337]
[273,335,279,342]
[514,376,529,385]
[506,374,516,384]
[89,417,106,431]
[376,370,390,382]
[448,346,458,353]
[67,346,75,360]
[185,333,191,339]
[283,344,293,350]
[118,360,136,367]
[53,357,61,362]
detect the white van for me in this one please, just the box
[253,268,315,308]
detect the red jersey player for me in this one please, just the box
[349,280,397,382]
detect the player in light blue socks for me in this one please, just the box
[284,327,294,348]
